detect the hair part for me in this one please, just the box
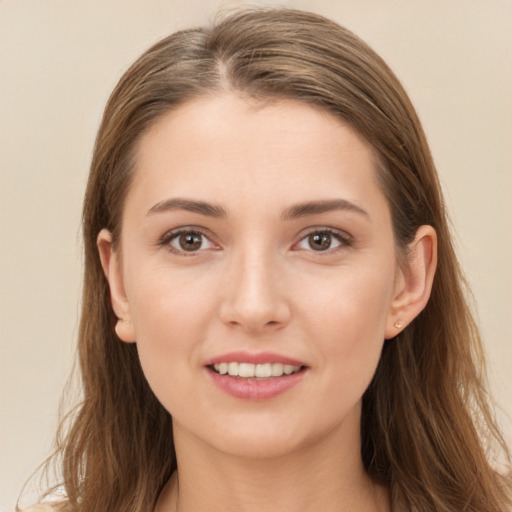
[29,7,511,512]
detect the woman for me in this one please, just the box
[22,7,511,512]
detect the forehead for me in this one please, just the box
[137,94,373,157]
[126,94,387,219]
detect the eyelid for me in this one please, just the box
[157,226,219,255]
[293,226,354,253]
[156,225,353,255]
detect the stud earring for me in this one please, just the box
[394,320,403,329]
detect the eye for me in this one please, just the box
[296,229,350,252]
[163,229,217,254]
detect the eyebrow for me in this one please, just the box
[281,199,369,220]
[147,198,227,218]
[147,197,368,220]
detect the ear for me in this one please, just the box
[385,225,437,339]
[97,228,136,343]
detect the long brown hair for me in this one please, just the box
[29,7,510,511]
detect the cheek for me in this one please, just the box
[126,270,215,394]
[307,261,395,337]
[128,262,217,334]
[305,262,395,385]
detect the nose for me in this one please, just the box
[219,248,291,333]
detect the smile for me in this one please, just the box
[205,353,308,400]
[211,362,303,379]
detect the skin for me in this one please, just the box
[98,94,437,512]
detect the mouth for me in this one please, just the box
[204,353,308,400]
[208,362,305,380]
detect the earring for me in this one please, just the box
[394,320,403,329]
[114,316,132,341]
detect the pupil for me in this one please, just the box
[180,233,202,251]
[309,233,331,251]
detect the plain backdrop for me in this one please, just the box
[1,0,511,510]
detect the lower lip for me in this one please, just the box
[206,367,306,400]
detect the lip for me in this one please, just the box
[204,351,305,366]
[204,351,308,401]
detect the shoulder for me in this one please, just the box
[19,504,66,512]
[19,486,68,512]
[19,506,55,511]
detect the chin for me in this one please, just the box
[198,411,354,461]
[214,431,311,460]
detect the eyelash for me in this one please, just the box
[157,227,353,256]
[158,227,217,256]
[295,228,353,254]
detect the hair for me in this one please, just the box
[26,7,510,512]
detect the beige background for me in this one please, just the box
[1,0,511,510]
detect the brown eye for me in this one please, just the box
[308,233,334,251]
[170,231,207,252]
[295,229,348,253]
[180,233,202,251]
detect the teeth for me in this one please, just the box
[239,363,255,378]
[256,363,272,378]
[271,363,284,376]
[283,364,296,375]
[213,362,301,378]
[228,362,238,376]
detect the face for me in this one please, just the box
[99,94,425,460]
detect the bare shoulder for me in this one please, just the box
[19,504,66,512]
[19,506,54,512]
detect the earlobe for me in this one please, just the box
[385,225,437,339]
[97,228,136,343]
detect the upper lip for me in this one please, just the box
[204,351,306,367]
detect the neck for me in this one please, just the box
[155,406,390,512]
